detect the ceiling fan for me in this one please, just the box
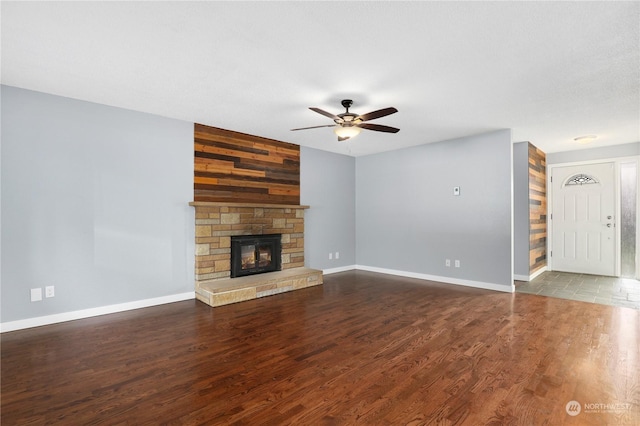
[291,99,399,141]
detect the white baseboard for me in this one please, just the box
[529,266,547,281]
[1,265,517,332]
[355,265,515,293]
[323,265,357,275]
[0,292,195,333]
[514,266,547,282]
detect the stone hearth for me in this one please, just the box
[189,202,323,307]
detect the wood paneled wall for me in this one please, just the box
[528,143,547,274]
[194,124,300,205]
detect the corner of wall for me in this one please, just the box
[528,143,547,275]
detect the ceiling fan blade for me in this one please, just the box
[291,124,335,131]
[358,123,400,133]
[357,107,398,122]
[309,107,341,121]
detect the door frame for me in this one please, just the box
[547,156,640,278]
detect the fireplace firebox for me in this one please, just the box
[230,234,282,278]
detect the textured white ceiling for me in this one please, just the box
[2,1,638,157]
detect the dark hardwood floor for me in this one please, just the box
[2,270,639,425]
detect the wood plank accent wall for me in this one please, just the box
[194,123,300,205]
[528,143,547,274]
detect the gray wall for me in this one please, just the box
[547,142,640,164]
[355,129,513,289]
[300,147,356,271]
[513,142,531,277]
[1,86,195,323]
[1,85,516,326]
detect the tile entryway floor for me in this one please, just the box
[516,271,640,310]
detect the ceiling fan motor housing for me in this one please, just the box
[336,99,360,125]
[336,114,360,126]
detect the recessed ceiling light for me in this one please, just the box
[574,135,597,144]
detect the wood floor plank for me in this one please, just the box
[2,270,639,425]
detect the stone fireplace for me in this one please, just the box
[189,202,323,307]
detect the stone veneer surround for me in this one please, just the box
[189,202,323,307]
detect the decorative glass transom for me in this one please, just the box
[565,174,598,186]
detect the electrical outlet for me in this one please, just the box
[45,286,55,298]
[455,260,460,268]
[31,288,42,302]
[445,259,451,267]
[335,252,340,260]
[329,252,333,260]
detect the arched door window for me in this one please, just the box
[564,173,599,186]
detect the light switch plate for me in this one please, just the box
[453,186,460,196]
[31,288,42,302]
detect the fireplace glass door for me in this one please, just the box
[231,234,281,278]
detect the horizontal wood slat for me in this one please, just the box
[194,191,298,205]
[195,129,300,157]
[194,124,300,205]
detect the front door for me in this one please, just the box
[550,162,616,276]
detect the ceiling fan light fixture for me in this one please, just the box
[334,125,361,140]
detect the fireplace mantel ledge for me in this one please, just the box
[189,201,310,209]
